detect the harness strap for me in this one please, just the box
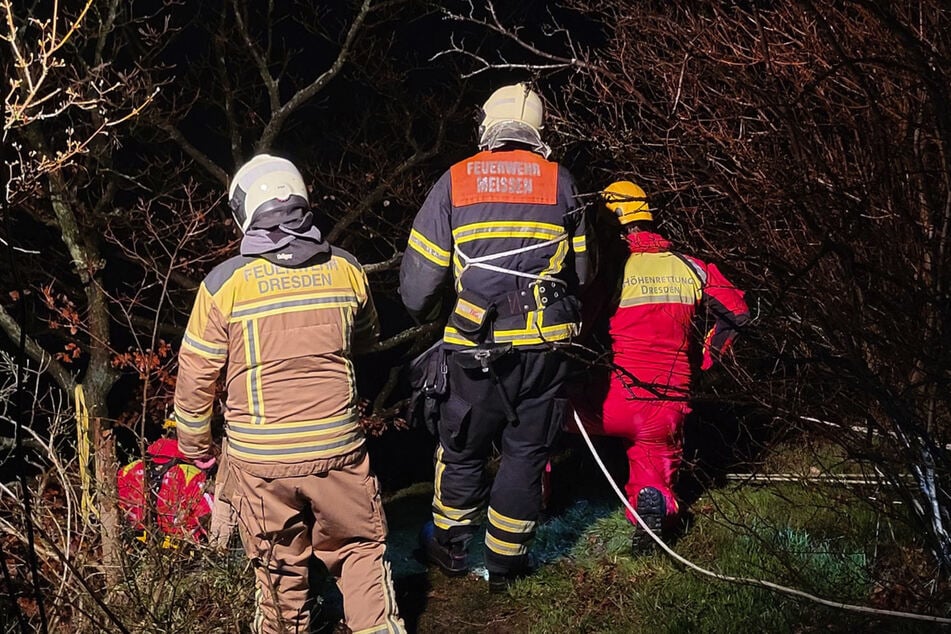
[670,252,707,288]
[453,234,569,285]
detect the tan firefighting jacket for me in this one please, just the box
[174,247,379,466]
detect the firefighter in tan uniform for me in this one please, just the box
[400,84,588,592]
[174,154,404,634]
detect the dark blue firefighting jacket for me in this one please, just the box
[400,147,588,348]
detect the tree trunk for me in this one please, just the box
[89,390,120,584]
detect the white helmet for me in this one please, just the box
[479,83,544,134]
[478,83,547,150]
[228,154,308,233]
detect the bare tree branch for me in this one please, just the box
[160,123,230,186]
[256,0,374,151]
[361,321,441,354]
[0,306,76,393]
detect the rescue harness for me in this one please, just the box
[449,234,569,338]
[447,233,573,424]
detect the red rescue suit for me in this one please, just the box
[574,231,748,524]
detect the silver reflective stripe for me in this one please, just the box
[229,433,361,456]
[232,294,356,318]
[182,332,226,357]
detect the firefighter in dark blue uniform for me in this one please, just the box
[399,83,588,591]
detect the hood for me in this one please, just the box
[240,204,329,266]
[146,438,186,463]
[626,230,671,253]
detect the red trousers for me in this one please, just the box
[572,381,687,525]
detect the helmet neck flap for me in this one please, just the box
[478,121,552,158]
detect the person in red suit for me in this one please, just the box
[573,180,749,553]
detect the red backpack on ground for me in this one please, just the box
[117,438,214,541]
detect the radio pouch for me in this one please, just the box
[448,289,495,338]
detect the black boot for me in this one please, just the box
[418,521,470,577]
[488,571,520,594]
[631,486,665,555]
[487,555,536,594]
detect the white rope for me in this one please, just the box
[571,408,951,624]
[801,415,951,451]
[454,235,569,284]
[724,473,913,485]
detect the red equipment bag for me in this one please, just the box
[117,438,214,541]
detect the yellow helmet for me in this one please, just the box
[479,83,545,138]
[603,180,651,224]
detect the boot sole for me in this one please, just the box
[631,487,665,554]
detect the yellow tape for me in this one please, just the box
[74,384,98,519]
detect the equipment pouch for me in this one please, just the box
[408,341,449,435]
[439,393,471,452]
[448,289,495,336]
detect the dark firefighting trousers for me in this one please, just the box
[432,349,568,575]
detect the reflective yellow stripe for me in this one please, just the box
[408,229,451,267]
[432,446,484,529]
[229,298,356,322]
[353,553,404,634]
[442,327,479,347]
[253,587,264,634]
[231,411,356,429]
[433,516,480,529]
[452,220,564,244]
[443,323,577,346]
[175,419,210,433]
[173,407,212,424]
[182,332,227,359]
[488,507,536,534]
[227,436,365,462]
[434,445,446,503]
[572,234,587,253]
[492,323,577,344]
[433,499,482,523]
[539,236,568,279]
[228,415,362,450]
[228,425,359,442]
[243,320,265,424]
[619,294,696,307]
[174,409,212,436]
[485,532,529,557]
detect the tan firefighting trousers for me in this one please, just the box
[229,449,405,634]
[208,439,238,550]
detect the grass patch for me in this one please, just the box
[499,481,935,634]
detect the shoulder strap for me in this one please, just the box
[670,252,707,288]
[147,457,182,496]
